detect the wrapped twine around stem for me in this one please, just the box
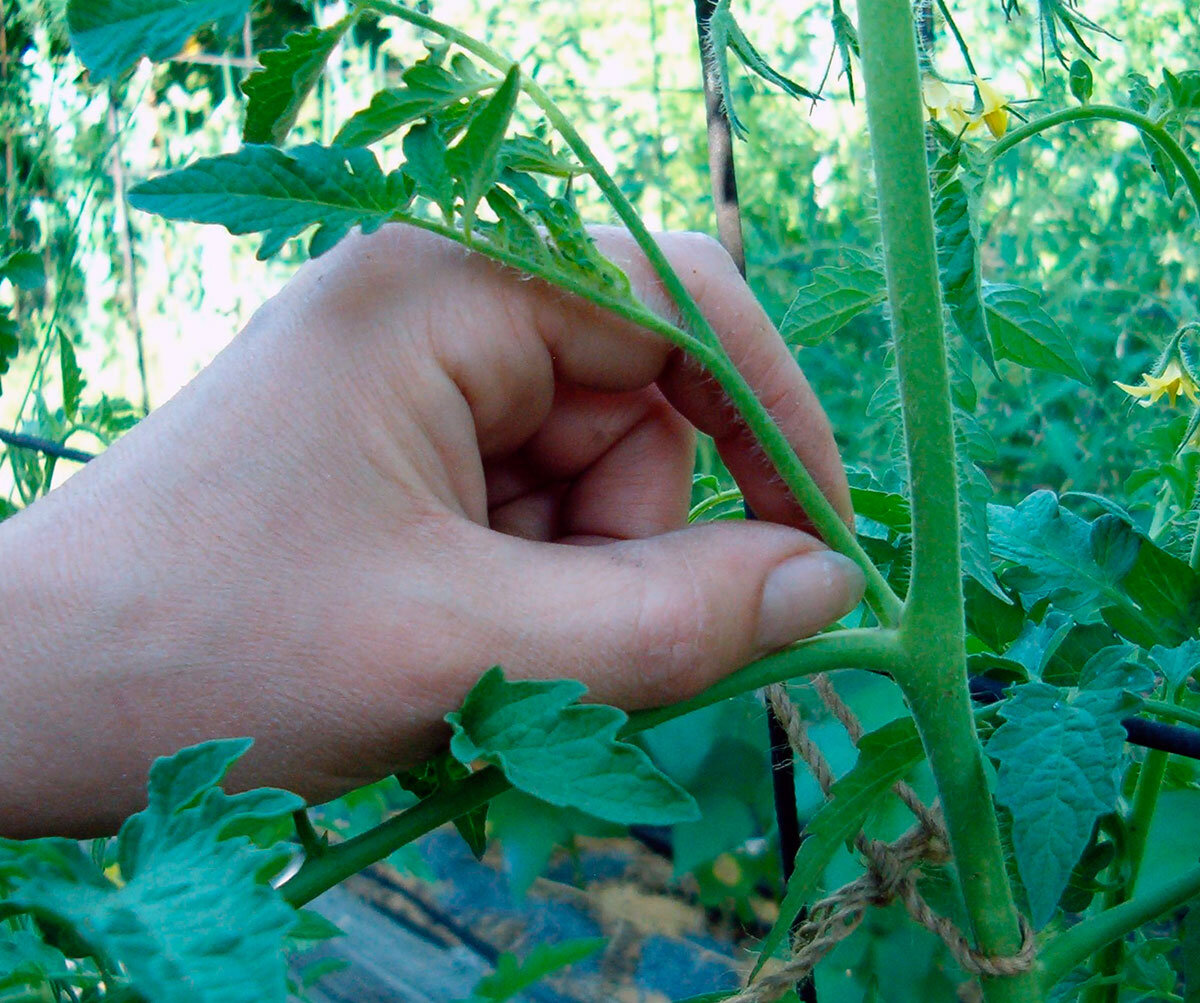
[726,678,1036,1003]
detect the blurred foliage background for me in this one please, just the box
[3,0,1200,998]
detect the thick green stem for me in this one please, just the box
[1142,698,1200,731]
[989,104,1200,223]
[1083,748,1169,1003]
[856,0,1036,999]
[1040,863,1200,993]
[280,628,899,906]
[356,0,903,627]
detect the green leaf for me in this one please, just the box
[751,717,924,977]
[1069,59,1094,103]
[0,930,83,992]
[0,309,18,396]
[988,682,1128,928]
[989,491,1135,621]
[128,144,407,260]
[0,249,45,290]
[403,121,456,217]
[983,283,1088,383]
[66,0,247,83]
[58,332,83,422]
[850,484,911,534]
[704,0,815,140]
[1103,538,1200,648]
[242,18,352,145]
[287,909,345,945]
[724,11,816,104]
[1164,68,1200,110]
[960,447,1007,601]
[933,150,995,374]
[397,753,489,860]
[1149,640,1200,693]
[446,666,697,826]
[780,258,886,347]
[0,740,302,1002]
[465,938,606,1002]
[499,135,583,178]
[448,64,521,235]
[334,53,498,148]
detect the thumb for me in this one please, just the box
[467,522,867,711]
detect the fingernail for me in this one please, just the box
[756,552,867,652]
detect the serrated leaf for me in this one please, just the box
[0,930,82,992]
[0,250,45,290]
[988,682,1128,927]
[1004,613,1075,681]
[960,446,1007,601]
[403,121,455,217]
[850,484,911,534]
[118,738,302,880]
[933,151,995,373]
[989,491,1131,620]
[1164,68,1200,110]
[58,332,83,422]
[128,144,406,260]
[66,0,247,82]
[0,740,301,1002]
[499,135,582,178]
[983,283,1088,383]
[334,53,498,148]
[397,754,489,860]
[751,717,924,977]
[467,937,606,1002]
[448,64,521,235]
[1149,640,1200,693]
[780,258,886,347]
[242,19,352,145]
[725,11,816,104]
[446,666,697,826]
[1106,539,1200,648]
[1077,644,1155,698]
[704,0,815,140]
[498,171,631,295]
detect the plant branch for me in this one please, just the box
[279,627,901,906]
[989,104,1200,222]
[0,428,95,464]
[1142,698,1200,731]
[1039,863,1200,992]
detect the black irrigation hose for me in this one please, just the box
[970,675,1200,760]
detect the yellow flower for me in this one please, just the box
[1115,358,1200,407]
[973,75,1010,138]
[923,79,975,133]
[922,76,1010,139]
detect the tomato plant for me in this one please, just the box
[4,1,1200,1001]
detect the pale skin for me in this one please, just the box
[0,224,864,837]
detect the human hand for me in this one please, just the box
[0,225,863,835]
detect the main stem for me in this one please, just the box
[855,1,1037,1000]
